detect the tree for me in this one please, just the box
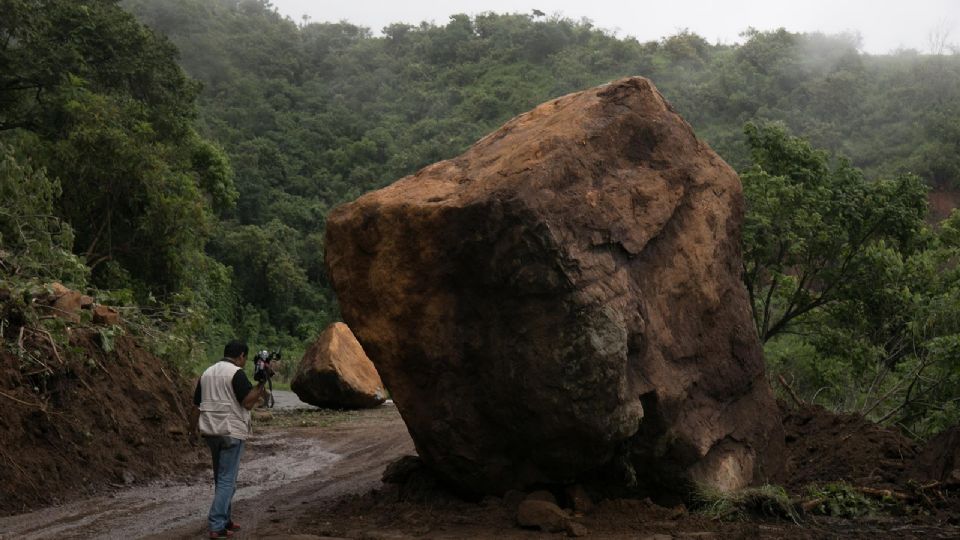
[0,140,88,284]
[742,123,960,433]
[1,0,236,297]
[741,122,929,343]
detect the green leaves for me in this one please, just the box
[745,123,960,434]
[0,141,88,285]
[742,122,928,343]
[1,0,236,302]
[805,483,879,518]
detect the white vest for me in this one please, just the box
[197,360,251,439]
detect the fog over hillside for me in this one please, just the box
[271,0,959,54]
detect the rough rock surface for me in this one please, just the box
[92,305,120,326]
[291,322,386,409]
[325,77,785,497]
[47,282,95,323]
[44,282,119,325]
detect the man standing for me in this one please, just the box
[194,340,268,539]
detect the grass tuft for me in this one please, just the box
[696,484,800,523]
[252,408,360,429]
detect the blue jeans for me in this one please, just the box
[205,436,245,532]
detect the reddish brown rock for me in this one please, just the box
[45,283,116,325]
[48,282,85,322]
[291,322,386,409]
[325,77,785,498]
[92,305,120,326]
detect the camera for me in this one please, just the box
[253,348,281,383]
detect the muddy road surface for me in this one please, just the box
[6,394,960,540]
[0,395,413,539]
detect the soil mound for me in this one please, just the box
[781,403,918,489]
[907,425,960,485]
[326,76,784,498]
[0,289,199,515]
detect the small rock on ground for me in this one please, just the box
[517,499,569,533]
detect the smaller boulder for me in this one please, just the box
[291,322,386,409]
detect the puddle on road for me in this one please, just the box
[233,434,342,499]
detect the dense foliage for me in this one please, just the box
[742,124,960,434]
[0,0,234,367]
[2,0,958,428]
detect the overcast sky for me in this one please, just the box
[269,0,959,54]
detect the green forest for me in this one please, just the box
[2,0,959,436]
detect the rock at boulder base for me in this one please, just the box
[325,76,785,498]
[565,484,595,514]
[516,499,569,533]
[291,322,386,409]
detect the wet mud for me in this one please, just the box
[0,400,412,539]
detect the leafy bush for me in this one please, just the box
[804,483,881,518]
[0,142,88,286]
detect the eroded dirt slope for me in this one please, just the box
[0,328,200,516]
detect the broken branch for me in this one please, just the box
[778,374,805,407]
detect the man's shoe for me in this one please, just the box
[208,530,234,539]
[227,521,240,531]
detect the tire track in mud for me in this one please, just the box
[0,403,413,539]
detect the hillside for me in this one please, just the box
[122,0,960,353]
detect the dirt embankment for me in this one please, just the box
[0,314,200,515]
[928,190,960,222]
[781,403,918,489]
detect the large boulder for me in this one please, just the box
[325,77,785,498]
[291,322,386,409]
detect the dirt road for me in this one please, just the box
[5,394,960,540]
[0,397,413,539]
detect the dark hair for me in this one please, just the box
[223,340,249,359]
